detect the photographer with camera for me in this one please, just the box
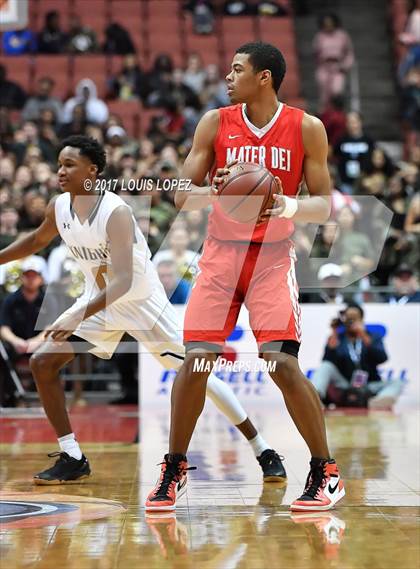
[311,303,403,409]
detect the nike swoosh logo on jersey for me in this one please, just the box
[228,134,241,139]
[328,478,340,493]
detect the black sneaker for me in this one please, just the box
[33,452,91,485]
[257,449,287,482]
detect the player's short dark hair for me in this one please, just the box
[59,135,106,174]
[236,41,286,92]
[345,302,364,319]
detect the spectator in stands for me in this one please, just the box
[311,303,403,410]
[362,147,396,183]
[14,120,57,165]
[328,165,361,219]
[313,13,354,109]
[110,54,145,101]
[66,15,98,54]
[0,156,15,182]
[335,205,374,280]
[320,95,347,148]
[256,1,288,17]
[405,191,420,269]
[183,53,207,95]
[12,166,33,194]
[190,0,215,34]
[157,259,192,304]
[401,65,420,149]
[0,65,26,110]
[185,209,208,252]
[18,191,48,231]
[311,222,338,261]
[385,174,411,239]
[398,0,420,82]
[2,28,37,55]
[59,103,88,138]
[201,64,230,111]
[145,54,174,106]
[103,22,136,55]
[0,204,18,251]
[62,79,109,125]
[22,77,63,126]
[334,112,375,193]
[223,0,253,16]
[38,10,67,54]
[386,264,420,303]
[172,68,202,111]
[311,263,347,304]
[152,226,199,282]
[149,180,177,234]
[0,256,52,359]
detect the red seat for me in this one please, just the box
[147,1,181,18]
[258,17,295,47]
[0,55,33,92]
[36,0,71,30]
[110,0,143,20]
[138,106,166,136]
[72,56,108,98]
[148,18,181,34]
[107,99,141,137]
[280,72,300,99]
[34,55,71,99]
[185,34,220,66]
[221,17,257,53]
[71,0,108,45]
[109,16,144,55]
[148,34,184,68]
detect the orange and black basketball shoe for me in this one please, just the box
[290,458,345,511]
[146,454,196,511]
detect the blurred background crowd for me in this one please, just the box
[0,0,419,406]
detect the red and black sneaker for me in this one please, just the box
[145,454,196,511]
[290,458,345,511]
[291,512,346,559]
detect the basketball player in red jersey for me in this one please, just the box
[146,42,345,512]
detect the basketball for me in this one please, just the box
[218,162,277,223]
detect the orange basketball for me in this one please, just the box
[218,162,277,223]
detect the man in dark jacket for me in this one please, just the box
[311,303,403,409]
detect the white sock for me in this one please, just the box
[249,434,270,457]
[58,433,83,460]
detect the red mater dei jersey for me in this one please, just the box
[209,103,305,242]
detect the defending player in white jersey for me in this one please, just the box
[0,135,286,484]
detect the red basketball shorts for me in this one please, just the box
[184,237,302,350]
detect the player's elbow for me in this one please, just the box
[319,195,331,223]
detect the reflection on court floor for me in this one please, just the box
[1,404,419,569]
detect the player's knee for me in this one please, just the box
[30,351,64,379]
[263,352,299,389]
[182,351,217,380]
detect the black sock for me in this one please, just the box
[310,456,330,466]
[166,453,187,463]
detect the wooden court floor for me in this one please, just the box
[1,404,419,569]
